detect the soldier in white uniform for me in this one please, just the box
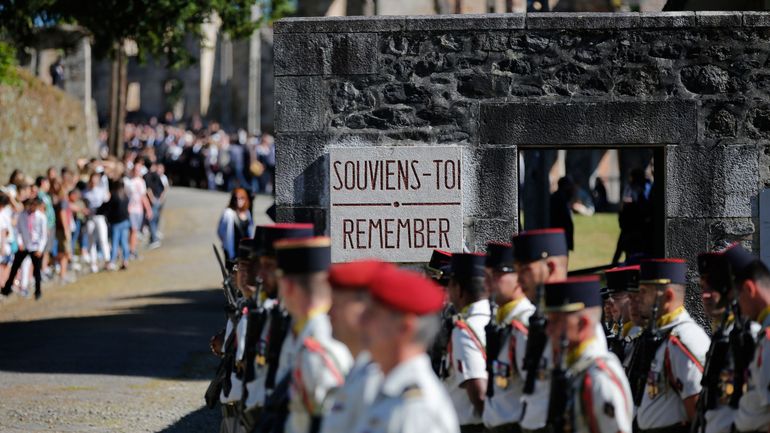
[543,276,634,433]
[320,260,390,433]
[511,228,569,433]
[274,236,353,433]
[731,248,770,433]
[444,252,491,433]
[355,266,460,433]
[245,223,315,433]
[603,266,642,362]
[635,259,710,433]
[482,242,535,433]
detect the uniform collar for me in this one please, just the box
[656,305,685,329]
[461,298,490,319]
[380,354,431,397]
[496,297,525,323]
[292,304,331,336]
[758,306,770,327]
[566,337,599,368]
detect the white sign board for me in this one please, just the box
[762,189,770,266]
[329,146,463,263]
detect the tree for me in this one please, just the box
[0,0,285,155]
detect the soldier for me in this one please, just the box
[274,236,353,433]
[246,223,315,433]
[730,247,770,433]
[319,260,389,433]
[482,242,535,433]
[543,276,634,433]
[426,249,455,379]
[604,266,641,361]
[634,259,710,433]
[444,252,491,433]
[354,266,460,433]
[512,228,569,433]
[218,237,260,433]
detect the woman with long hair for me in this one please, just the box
[105,179,131,271]
[217,188,253,261]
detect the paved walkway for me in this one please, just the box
[0,188,274,433]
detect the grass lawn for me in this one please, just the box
[569,213,621,271]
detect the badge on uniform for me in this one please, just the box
[603,403,615,418]
[493,361,511,389]
[646,371,660,398]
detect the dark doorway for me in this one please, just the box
[519,147,665,272]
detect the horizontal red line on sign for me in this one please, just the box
[333,203,392,207]
[402,202,461,206]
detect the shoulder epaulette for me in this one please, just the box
[401,384,422,399]
[667,334,704,372]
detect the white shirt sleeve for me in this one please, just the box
[451,326,488,382]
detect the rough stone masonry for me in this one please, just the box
[273,11,770,322]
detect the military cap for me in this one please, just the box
[723,244,756,278]
[639,258,687,285]
[485,242,515,272]
[605,265,640,294]
[274,236,331,275]
[697,251,731,295]
[258,223,314,257]
[450,253,487,280]
[329,260,393,291]
[512,228,568,263]
[544,276,602,313]
[427,250,452,275]
[368,267,445,315]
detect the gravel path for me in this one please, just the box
[0,188,274,433]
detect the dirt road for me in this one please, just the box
[0,188,273,433]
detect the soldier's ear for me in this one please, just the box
[743,279,758,299]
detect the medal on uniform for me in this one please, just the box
[646,371,659,398]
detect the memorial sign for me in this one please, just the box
[329,146,463,263]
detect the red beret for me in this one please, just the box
[368,267,445,315]
[329,260,393,291]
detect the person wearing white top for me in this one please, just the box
[443,253,491,433]
[2,198,48,299]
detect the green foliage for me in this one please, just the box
[0,0,275,69]
[0,41,20,86]
[265,0,296,24]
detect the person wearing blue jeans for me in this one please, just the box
[104,180,131,270]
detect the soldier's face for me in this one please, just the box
[259,257,277,295]
[485,269,519,303]
[628,292,643,325]
[515,260,548,302]
[610,293,629,321]
[546,312,582,354]
[360,301,402,367]
[330,290,368,349]
[447,280,463,308]
[637,284,660,320]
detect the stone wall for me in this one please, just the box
[273,12,770,319]
[0,69,95,182]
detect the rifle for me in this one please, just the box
[628,290,664,406]
[523,284,547,394]
[728,301,755,408]
[692,307,731,433]
[430,304,456,379]
[213,244,239,309]
[547,331,571,433]
[265,305,292,390]
[251,372,291,433]
[205,321,239,408]
[485,300,503,398]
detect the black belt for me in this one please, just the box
[521,428,549,433]
[639,424,690,433]
[460,424,488,433]
[488,423,521,433]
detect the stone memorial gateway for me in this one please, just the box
[274,11,770,307]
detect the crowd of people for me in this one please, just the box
[112,115,276,196]
[0,156,169,300]
[205,214,770,433]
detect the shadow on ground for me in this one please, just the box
[156,405,220,433]
[0,288,225,379]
